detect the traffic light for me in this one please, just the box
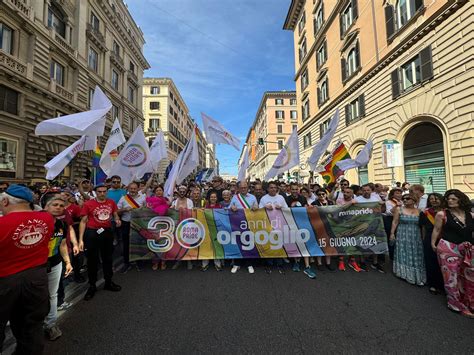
[258,138,264,145]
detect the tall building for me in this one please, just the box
[244,91,299,180]
[0,0,150,183]
[142,77,210,180]
[284,0,473,194]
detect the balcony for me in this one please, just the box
[127,70,138,86]
[2,0,33,20]
[49,80,73,102]
[110,51,124,71]
[86,23,107,51]
[0,51,27,77]
[53,32,77,59]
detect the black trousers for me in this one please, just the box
[121,221,131,265]
[84,228,114,286]
[0,266,50,355]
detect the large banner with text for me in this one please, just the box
[129,203,388,261]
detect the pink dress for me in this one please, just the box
[146,196,169,216]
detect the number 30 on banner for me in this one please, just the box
[146,216,175,253]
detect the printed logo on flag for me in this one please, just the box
[120,144,147,167]
[176,218,205,249]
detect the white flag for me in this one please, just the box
[44,136,88,180]
[164,129,199,197]
[35,86,111,136]
[307,109,340,170]
[237,146,249,182]
[336,139,373,171]
[107,128,153,185]
[201,112,240,151]
[149,131,167,171]
[99,118,126,175]
[264,128,300,181]
[84,135,97,151]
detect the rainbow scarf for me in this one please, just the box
[319,142,351,184]
[124,194,140,209]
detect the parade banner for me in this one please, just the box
[129,203,388,261]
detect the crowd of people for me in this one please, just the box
[1,175,473,352]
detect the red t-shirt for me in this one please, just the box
[81,198,117,229]
[0,211,54,277]
[65,203,82,224]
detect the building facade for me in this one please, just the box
[284,0,473,195]
[0,0,149,183]
[244,91,300,180]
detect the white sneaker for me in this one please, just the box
[231,265,240,273]
[247,266,255,274]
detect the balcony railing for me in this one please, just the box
[4,0,32,19]
[49,80,73,102]
[86,23,107,51]
[0,50,27,77]
[127,70,138,85]
[110,51,124,69]
[53,32,77,58]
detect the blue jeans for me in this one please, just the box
[45,263,62,329]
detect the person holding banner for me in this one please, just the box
[146,185,170,271]
[117,182,146,274]
[230,181,258,274]
[201,192,223,272]
[312,189,336,272]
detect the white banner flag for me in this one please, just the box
[107,127,153,185]
[99,118,126,175]
[84,135,97,151]
[307,109,340,171]
[149,131,168,171]
[201,112,240,151]
[164,128,199,197]
[336,139,373,171]
[44,136,88,180]
[264,128,300,181]
[237,146,249,182]
[35,86,111,136]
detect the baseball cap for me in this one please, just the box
[5,184,34,203]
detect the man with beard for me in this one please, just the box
[253,182,264,204]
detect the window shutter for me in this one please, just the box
[339,14,344,38]
[414,0,424,12]
[355,41,360,69]
[391,69,400,99]
[359,94,365,117]
[308,132,312,146]
[321,2,324,22]
[326,80,329,101]
[341,57,346,82]
[345,104,350,126]
[319,123,324,139]
[317,87,321,107]
[420,45,433,82]
[385,5,395,39]
[352,0,358,19]
[324,40,328,62]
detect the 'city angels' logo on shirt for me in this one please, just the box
[93,205,113,223]
[12,219,49,249]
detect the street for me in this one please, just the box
[43,263,473,354]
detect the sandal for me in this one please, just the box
[152,263,159,271]
[429,287,438,295]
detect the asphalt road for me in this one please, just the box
[43,262,473,354]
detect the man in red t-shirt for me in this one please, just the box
[79,184,122,301]
[0,185,54,354]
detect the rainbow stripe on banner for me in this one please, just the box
[129,203,388,261]
[319,142,351,184]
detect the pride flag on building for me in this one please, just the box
[92,143,107,185]
[317,141,351,184]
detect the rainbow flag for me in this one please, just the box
[92,144,107,185]
[318,142,351,184]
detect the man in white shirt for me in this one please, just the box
[336,186,356,206]
[230,181,257,274]
[409,184,428,210]
[259,181,288,209]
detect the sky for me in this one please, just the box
[126,0,295,175]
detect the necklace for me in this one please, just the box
[449,210,466,228]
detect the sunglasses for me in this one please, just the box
[112,180,121,183]
[402,197,412,201]
[317,193,326,196]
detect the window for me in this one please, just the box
[320,118,331,138]
[317,78,329,106]
[316,41,327,69]
[301,68,309,91]
[151,86,159,94]
[276,110,285,119]
[314,3,324,35]
[303,132,312,149]
[111,69,119,90]
[149,118,160,130]
[50,60,65,86]
[90,12,100,32]
[0,23,13,54]
[128,86,135,104]
[290,98,296,105]
[277,125,283,134]
[298,12,306,34]
[278,140,284,150]
[392,46,433,99]
[88,87,95,107]
[48,4,66,38]
[88,47,98,72]
[340,0,358,37]
[113,41,120,56]
[385,1,423,39]
[0,85,18,115]
[130,117,135,131]
[169,106,173,115]
[112,104,119,120]
[342,41,360,81]
[299,37,307,63]
[0,137,17,177]
[302,99,310,121]
[345,94,365,126]
[292,124,298,132]
[275,98,284,105]
[290,110,298,119]
[170,92,174,100]
[129,61,135,73]
[150,102,159,110]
